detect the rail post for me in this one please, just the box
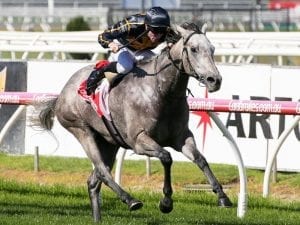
[209,112,247,218]
[34,146,40,172]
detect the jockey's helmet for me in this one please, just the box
[145,7,170,29]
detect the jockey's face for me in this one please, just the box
[146,25,165,42]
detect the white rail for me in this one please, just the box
[209,112,247,218]
[263,116,300,198]
[1,31,300,64]
[0,105,25,146]
[0,31,107,60]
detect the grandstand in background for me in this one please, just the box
[0,0,299,32]
[0,0,267,9]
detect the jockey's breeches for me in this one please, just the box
[108,40,158,74]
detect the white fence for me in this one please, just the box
[0,31,106,61]
[1,31,300,64]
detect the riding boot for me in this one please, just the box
[86,62,117,95]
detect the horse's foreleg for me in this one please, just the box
[135,132,173,213]
[176,130,232,207]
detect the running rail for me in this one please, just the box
[208,111,247,218]
[0,92,58,105]
[2,31,300,64]
[262,115,300,198]
[1,92,300,218]
[2,92,300,115]
[187,97,300,115]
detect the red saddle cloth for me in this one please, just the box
[77,60,111,120]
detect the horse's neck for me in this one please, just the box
[156,45,189,98]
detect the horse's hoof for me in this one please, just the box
[159,198,173,213]
[93,216,101,223]
[129,200,143,211]
[218,197,233,207]
[92,213,101,223]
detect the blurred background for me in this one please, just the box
[0,0,299,32]
[2,0,300,65]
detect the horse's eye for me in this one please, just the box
[190,47,197,53]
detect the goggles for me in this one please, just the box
[147,26,168,34]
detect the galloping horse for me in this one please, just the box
[32,23,232,222]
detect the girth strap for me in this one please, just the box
[102,117,131,149]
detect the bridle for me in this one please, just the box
[167,31,206,86]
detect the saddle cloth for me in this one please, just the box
[77,60,112,121]
[77,62,131,149]
[78,78,112,121]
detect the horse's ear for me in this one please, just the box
[174,24,186,36]
[201,23,208,35]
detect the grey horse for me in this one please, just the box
[32,23,232,222]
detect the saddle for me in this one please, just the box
[78,78,111,119]
[77,60,130,149]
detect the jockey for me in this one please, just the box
[86,6,171,95]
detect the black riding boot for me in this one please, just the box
[86,62,117,95]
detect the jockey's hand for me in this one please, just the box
[108,42,120,53]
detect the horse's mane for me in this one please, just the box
[181,22,204,34]
[165,22,203,44]
[137,22,203,66]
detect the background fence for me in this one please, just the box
[1,31,300,65]
[0,0,299,32]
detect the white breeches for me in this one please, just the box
[108,40,167,74]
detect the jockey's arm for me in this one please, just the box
[97,18,131,49]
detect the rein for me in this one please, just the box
[167,31,205,84]
[118,29,148,50]
[128,30,205,87]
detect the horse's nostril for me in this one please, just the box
[207,76,216,84]
[206,76,222,92]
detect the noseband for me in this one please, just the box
[167,31,206,85]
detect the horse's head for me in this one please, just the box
[173,23,222,92]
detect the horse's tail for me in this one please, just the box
[30,98,58,131]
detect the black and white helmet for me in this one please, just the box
[145,7,170,28]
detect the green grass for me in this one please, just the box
[0,179,300,225]
[0,153,249,185]
[121,157,240,185]
[0,152,299,187]
[0,153,92,172]
[0,153,300,224]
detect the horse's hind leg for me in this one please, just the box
[87,168,102,222]
[87,134,122,221]
[69,128,143,222]
[175,130,232,207]
[135,132,173,213]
